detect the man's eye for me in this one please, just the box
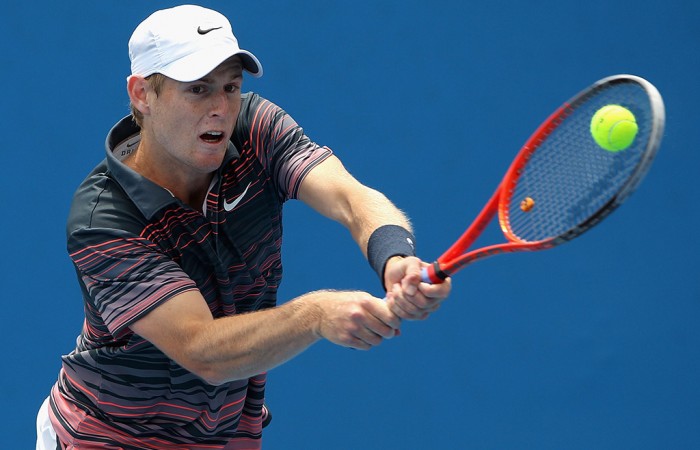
[225,85,239,93]
[190,86,204,94]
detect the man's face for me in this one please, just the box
[144,56,244,176]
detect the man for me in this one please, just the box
[37,5,451,449]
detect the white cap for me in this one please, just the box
[128,5,263,82]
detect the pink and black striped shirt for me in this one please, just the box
[49,93,332,448]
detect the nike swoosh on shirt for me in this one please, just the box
[224,182,251,212]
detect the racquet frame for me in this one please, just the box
[424,75,665,284]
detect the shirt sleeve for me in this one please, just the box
[236,93,333,201]
[69,226,198,337]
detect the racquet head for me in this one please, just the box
[500,74,664,245]
[426,74,665,283]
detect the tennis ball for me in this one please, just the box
[590,105,638,152]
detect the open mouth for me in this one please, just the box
[200,131,225,144]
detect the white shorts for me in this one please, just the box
[36,396,58,450]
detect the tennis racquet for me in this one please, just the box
[421,74,665,284]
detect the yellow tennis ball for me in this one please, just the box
[590,105,638,152]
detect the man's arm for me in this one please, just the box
[130,288,400,385]
[296,155,411,257]
[297,155,452,320]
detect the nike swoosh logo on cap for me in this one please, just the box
[198,26,223,35]
[224,182,251,212]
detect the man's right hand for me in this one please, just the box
[305,290,402,350]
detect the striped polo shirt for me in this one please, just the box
[49,92,332,448]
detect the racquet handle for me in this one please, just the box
[420,265,446,284]
[420,261,451,284]
[420,267,432,284]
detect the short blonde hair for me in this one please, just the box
[129,73,167,127]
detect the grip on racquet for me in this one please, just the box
[420,267,432,284]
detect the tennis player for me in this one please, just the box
[36,5,451,449]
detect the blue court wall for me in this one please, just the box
[2,1,698,448]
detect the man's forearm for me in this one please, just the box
[186,295,324,385]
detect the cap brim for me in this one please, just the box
[159,45,263,82]
[237,50,263,78]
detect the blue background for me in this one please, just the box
[3,1,698,448]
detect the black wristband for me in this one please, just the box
[367,225,416,288]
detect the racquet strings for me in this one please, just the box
[504,81,654,243]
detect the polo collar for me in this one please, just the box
[105,116,240,220]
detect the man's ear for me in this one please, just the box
[127,75,151,117]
